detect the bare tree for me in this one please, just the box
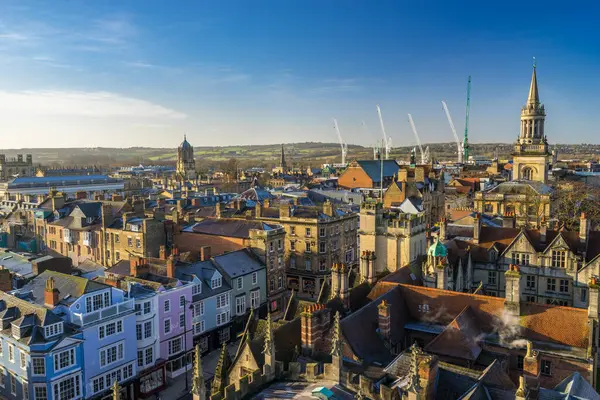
[552,182,600,230]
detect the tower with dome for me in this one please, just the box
[176,134,197,181]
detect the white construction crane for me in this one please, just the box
[423,146,431,164]
[333,118,348,165]
[376,105,392,160]
[407,113,425,164]
[441,101,463,163]
[362,120,379,160]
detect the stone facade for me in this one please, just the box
[511,65,551,184]
[176,135,196,181]
[359,201,427,280]
[425,213,600,309]
[0,153,34,181]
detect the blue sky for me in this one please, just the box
[0,1,598,148]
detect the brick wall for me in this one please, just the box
[338,166,374,189]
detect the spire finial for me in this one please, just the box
[112,379,121,400]
[330,311,343,357]
[533,56,536,69]
[192,343,206,398]
[263,312,275,356]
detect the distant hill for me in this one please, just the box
[0,142,597,168]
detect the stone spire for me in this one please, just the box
[406,342,422,394]
[280,144,287,170]
[527,60,539,105]
[330,311,343,357]
[111,379,121,400]
[211,343,232,395]
[263,312,275,357]
[191,344,206,400]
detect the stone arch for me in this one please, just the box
[521,166,537,181]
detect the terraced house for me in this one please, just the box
[103,254,195,384]
[11,270,138,399]
[0,289,83,400]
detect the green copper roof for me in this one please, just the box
[427,238,447,257]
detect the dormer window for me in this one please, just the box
[44,322,63,339]
[211,276,222,289]
[192,284,201,295]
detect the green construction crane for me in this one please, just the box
[463,76,471,163]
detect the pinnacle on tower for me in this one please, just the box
[330,311,343,357]
[192,343,206,399]
[112,379,121,400]
[527,60,540,105]
[263,312,275,356]
[211,343,232,395]
[407,342,423,393]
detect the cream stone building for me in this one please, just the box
[512,64,551,183]
[423,213,600,309]
[359,201,427,282]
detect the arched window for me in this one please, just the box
[522,167,533,181]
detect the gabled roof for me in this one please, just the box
[188,218,274,238]
[425,306,482,361]
[478,359,515,389]
[21,270,107,307]
[211,249,265,279]
[356,160,400,183]
[550,372,600,400]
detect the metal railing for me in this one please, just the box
[72,298,135,326]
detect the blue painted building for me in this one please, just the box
[12,270,138,399]
[0,290,84,400]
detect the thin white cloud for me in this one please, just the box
[0,32,28,41]
[0,90,186,119]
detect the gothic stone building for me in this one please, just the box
[422,213,600,309]
[359,201,427,281]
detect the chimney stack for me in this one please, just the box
[130,256,148,277]
[378,300,391,343]
[580,212,590,245]
[44,277,60,307]
[473,213,481,244]
[504,264,521,317]
[263,199,270,208]
[255,202,262,218]
[167,254,176,278]
[199,246,211,262]
[215,202,222,219]
[502,212,515,228]
[540,218,547,245]
[279,203,291,218]
[323,200,334,217]
[523,341,540,397]
[159,245,167,260]
[300,304,329,356]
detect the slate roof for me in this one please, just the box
[175,261,232,301]
[425,306,482,361]
[9,174,116,185]
[543,372,600,400]
[484,180,552,195]
[20,270,107,307]
[188,218,275,238]
[211,249,265,279]
[356,160,401,183]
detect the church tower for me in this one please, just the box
[176,134,197,181]
[280,144,287,172]
[512,63,551,183]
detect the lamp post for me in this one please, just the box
[183,300,195,392]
